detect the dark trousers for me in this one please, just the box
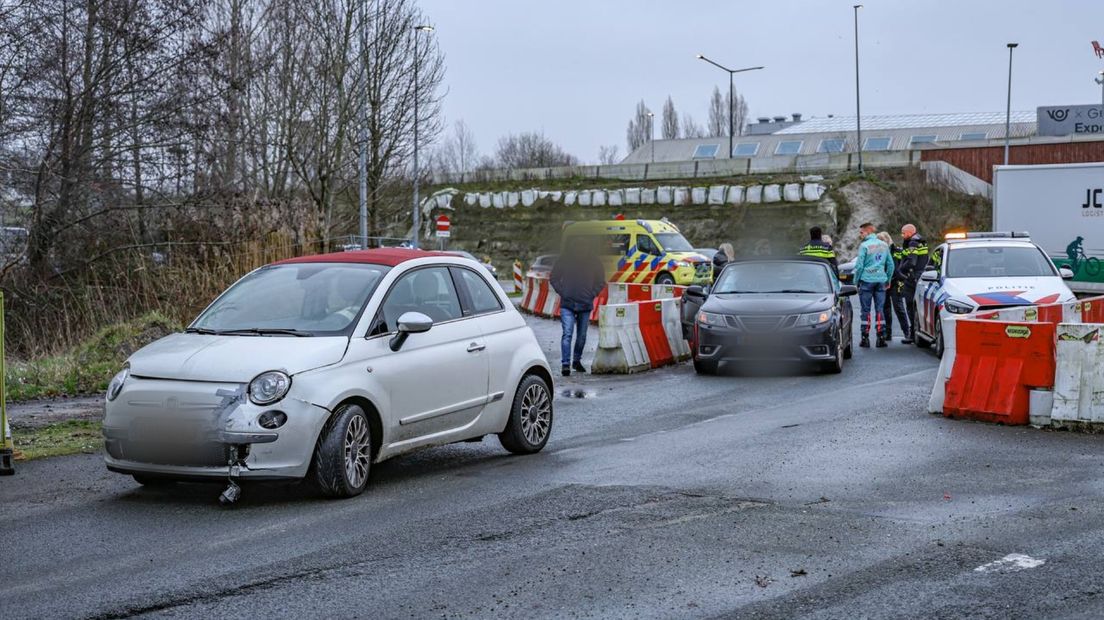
[886,288,910,338]
[904,290,919,340]
[559,308,589,367]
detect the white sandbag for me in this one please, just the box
[657,186,673,204]
[783,183,801,202]
[521,189,537,207]
[564,191,577,206]
[691,187,707,204]
[726,186,744,205]
[549,191,562,202]
[746,185,763,203]
[492,192,506,209]
[507,192,520,208]
[607,189,623,207]
[673,187,690,205]
[803,183,825,202]
[435,193,452,209]
[624,188,641,205]
[641,189,656,204]
[592,190,607,207]
[578,190,592,206]
[763,184,782,203]
[479,193,492,208]
[465,193,479,206]
[708,185,727,205]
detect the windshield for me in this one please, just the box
[946,246,1057,278]
[192,263,389,335]
[655,232,694,252]
[713,261,833,294]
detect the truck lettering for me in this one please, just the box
[1083,188,1103,209]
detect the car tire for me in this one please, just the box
[655,272,676,286]
[498,374,553,455]
[821,341,844,374]
[843,326,854,360]
[310,403,372,499]
[132,474,176,487]
[915,327,933,349]
[934,315,945,359]
[693,358,719,375]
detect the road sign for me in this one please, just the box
[436,215,450,238]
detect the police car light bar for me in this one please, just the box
[945,231,1030,240]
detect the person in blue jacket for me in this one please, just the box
[852,222,895,348]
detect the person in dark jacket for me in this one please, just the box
[878,231,910,340]
[550,239,606,376]
[798,226,838,271]
[898,223,929,344]
[712,243,734,283]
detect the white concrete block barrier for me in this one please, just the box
[592,298,690,374]
[927,314,959,415]
[1051,323,1104,428]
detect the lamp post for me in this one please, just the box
[410,24,434,248]
[647,111,655,163]
[853,4,863,174]
[695,54,763,158]
[1004,42,1018,166]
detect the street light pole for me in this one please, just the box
[1004,42,1018,166]
[1095,70,1104,111]
[357,0,368,249]
[695,54,764,158]
[647,111,655,163]
[853,4,863,174]
[411,25,434,249]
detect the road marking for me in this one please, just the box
[974,553,1046,573]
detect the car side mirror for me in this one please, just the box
[684,285,706,300]
[839,285,858,297]
[389,311,432,351]
[1059,267,1075,280]
[920,269,939,282]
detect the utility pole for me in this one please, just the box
[695,54,763,158]
[853,4,863,174]
[647,111,655,163]
[357,0,368,249]
[411,25,433,249]
[1005,42,1018,166]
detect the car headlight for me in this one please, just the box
[943,300,974,315]
[796,311,832,326]
[698,311,726,326]
[249,371,291,405]
[107,367,129,402]
[676,261,692,269]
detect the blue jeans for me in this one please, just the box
[858,281,886,337]
[560,308,589,367]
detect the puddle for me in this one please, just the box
[559,389,598,399]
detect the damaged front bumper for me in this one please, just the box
[103,375,332,481]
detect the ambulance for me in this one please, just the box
[561,219,713,285]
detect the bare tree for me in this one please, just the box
[494,132,577,169]
[434,119,479,176]
[728,91,749,137]
[597,144,620,165]
[661,96,679,140]
[681,114,706,139]
[707,86,726,137]
[625,99,650,153]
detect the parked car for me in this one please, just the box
[561,218,712,285]
[680,258,856,375]
[914,231,1076,357]
[527,254,557,278]
[102,248,554,501]
[444,250,497,277]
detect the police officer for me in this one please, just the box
[878,231,910,341]
[798,226,838,271]
[898,223,929,344]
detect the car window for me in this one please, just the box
[377,267,462,332]
[636,235,660,255]
[654,232,694,252]
[946,246,1055,278]
[713,261,832,294]
[454,267,503,315]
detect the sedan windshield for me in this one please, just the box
[192,263,389,335]
[946,246,1056,278]
[655,232,694,252]
[713,262,832,294]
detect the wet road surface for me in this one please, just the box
[3,310,1104,619]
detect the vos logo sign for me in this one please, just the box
[1046,108,1070,122]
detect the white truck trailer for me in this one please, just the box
[993,162,1104,293]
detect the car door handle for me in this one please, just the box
[467,342,486,353]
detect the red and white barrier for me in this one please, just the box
[513,260,524,294]
[592,298,691,374]
[519,276,561,318]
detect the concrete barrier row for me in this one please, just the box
[592,298,691,374]
[520,276,688,323]
[929,294,1104,430]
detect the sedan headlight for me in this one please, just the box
[943,300,974,315]
[698,311,726,326]
[107,367,129,402]
[249,371,291,405]
[796,311,832,327]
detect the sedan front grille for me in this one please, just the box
[112,440,232,468]
[730,315,798,332]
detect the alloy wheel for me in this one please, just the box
[520,382,552,445]
[344,415,371,488]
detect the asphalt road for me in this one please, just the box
[4,308,1104,619]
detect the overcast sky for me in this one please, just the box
[418,0,1104,163]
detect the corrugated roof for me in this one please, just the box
[773,111,1036,134]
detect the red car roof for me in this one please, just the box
[274,248,450,267]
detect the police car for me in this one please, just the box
[914,232,1075,356]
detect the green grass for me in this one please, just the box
[13,420,102,460]
[5,312,180,402]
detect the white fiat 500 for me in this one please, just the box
[103,249,554,500]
